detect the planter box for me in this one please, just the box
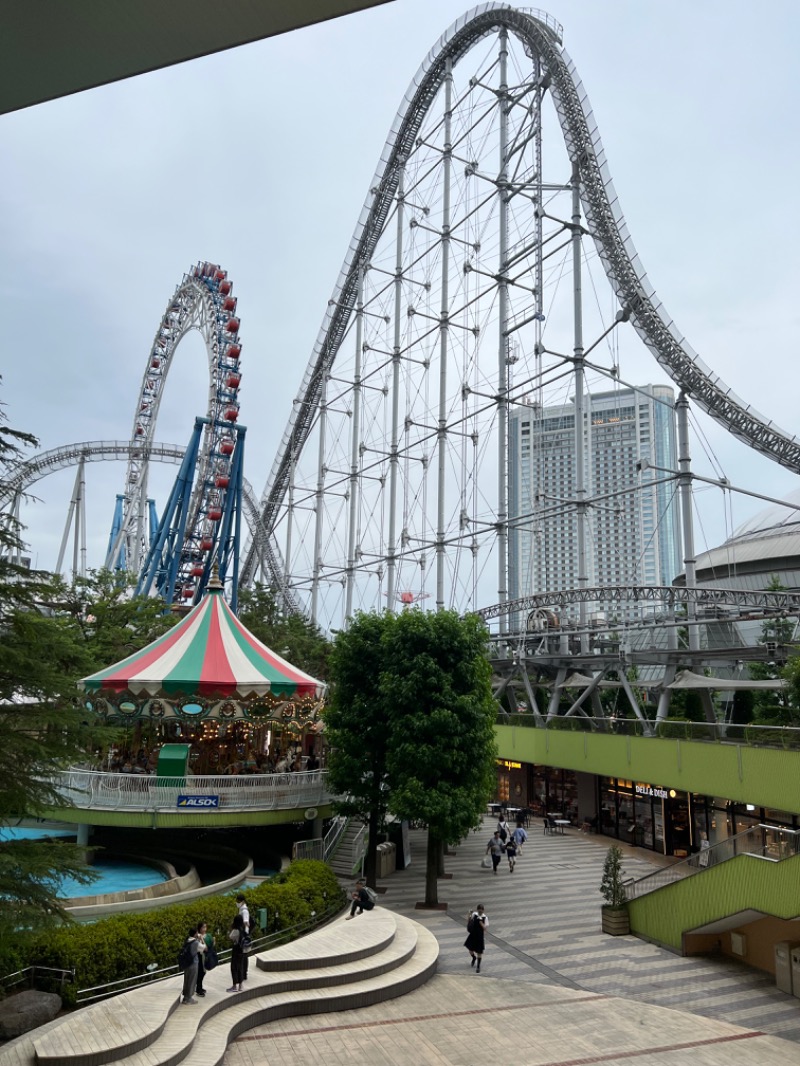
[601,906,630,936]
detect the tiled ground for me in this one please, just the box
[226,817,800,1066]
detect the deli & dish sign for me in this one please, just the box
[177,794,220,809]
[635,783,668,799]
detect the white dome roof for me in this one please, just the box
[729,485,800,543]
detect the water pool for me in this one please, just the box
[57,858,170,899]
[0,827,76,841]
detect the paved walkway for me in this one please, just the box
[227,816,800,1066]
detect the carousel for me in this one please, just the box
[79,571,326,776]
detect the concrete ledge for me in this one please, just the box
[30,909,438,1066]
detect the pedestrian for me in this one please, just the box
[180,925,200,1004]
[194,922,209,997]
[486,831,504,874]
[496,815,510,843]
[236,893,250,981]
[345,878,375,919]
[505,835,517,872]
[227,914,246,993]
[464,904,488,972]
[512,823,528,851]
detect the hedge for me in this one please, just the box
[12,860,345,1005]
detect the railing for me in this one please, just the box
[292,838,324,861]
[52,769,334,813]
[0,965,75,996]
[75,899,343,1005]
[323,814,347,862]
[625,824,800,900]
[497,714,800,750]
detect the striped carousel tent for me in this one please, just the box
[79,574,325,716]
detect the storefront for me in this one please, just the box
[494,761,800,858]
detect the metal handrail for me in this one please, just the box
[323,814,348,862]
[0,964,75,995]
[75,899,344,1004]
[50,768,334,813]
[624,824,800,900]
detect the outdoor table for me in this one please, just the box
[553,819,571,834]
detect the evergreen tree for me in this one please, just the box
[0,405,103,948]
[238,583,330,678]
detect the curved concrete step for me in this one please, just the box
[179,924,439,1066]
[33,909,437,1066]
[257,908,397,970]
[99,913,422,1066]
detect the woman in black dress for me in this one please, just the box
[227,913,246,992]
[464,904,488,972]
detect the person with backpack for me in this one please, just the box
[496,815,510,843]
[464,904,488,972]
[345,878,376,918]
[178,926,200,1004]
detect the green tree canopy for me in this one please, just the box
[0,405,104,943]
[325,608,497,904]
[238,583,330,679]
[324,612,392,886]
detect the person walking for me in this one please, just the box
[464,904,488,972]
[512,823,528,852]
[496,815,511,843]
[180,926,200,1004]
[236,894,250,981]
[486,831,504,874]
[505,834,518,872]
[227,914,246,993]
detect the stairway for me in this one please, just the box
[327,818,367,878]
[13,910,436,1066]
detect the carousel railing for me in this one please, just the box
[53,769,334,813]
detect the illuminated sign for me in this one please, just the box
[635,783,668,799]
[496,760,522,770]
[177,794,220,808]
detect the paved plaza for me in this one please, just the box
[228,816,800,1066]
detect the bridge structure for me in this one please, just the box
[4,4,800,736]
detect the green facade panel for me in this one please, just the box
[628,853,800,951]
[496,726,800,814]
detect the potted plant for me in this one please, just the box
[600,845,630,935]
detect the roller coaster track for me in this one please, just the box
[0,440,295,601]
[477,584,800,623]
[243,1,800,593]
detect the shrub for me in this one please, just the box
[21,860,345,1005]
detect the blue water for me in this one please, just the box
[57,860,170,900]
[0,827,76,841]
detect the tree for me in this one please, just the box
[384,610,497,906]
[238,583,330,679]
[325,609,497,903]
[324,612,392,887]
[0,404,105,950]
[750,577,799,727]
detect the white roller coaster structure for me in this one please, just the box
[240,3,800,637]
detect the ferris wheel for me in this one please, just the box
[107,261,243,604]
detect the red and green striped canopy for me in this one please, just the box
[80,586,325,702]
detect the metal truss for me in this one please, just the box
[242,2,800,631]
[478,584,800,623]
[0,440,283,602]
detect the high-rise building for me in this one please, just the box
[508,384,681,610]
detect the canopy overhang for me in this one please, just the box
[79,582,325,725]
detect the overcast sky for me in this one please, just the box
[2,0,799,578]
